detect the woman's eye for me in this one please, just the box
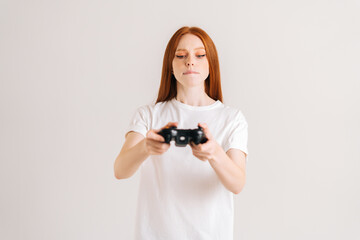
[175,54,206,59]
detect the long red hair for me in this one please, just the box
[155,26,223,104]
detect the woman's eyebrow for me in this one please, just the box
[176,47,205,52]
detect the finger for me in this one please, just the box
[154,122,178,140]
[190,141,200,150]
[148,140,170,152]
[167,121,178,127]
[147,130,165,142]
[193,151,209,159]
[152,122,179,142]
[160,122,178,130]
[198,122,213,140]
[192,153,208,161]
[147,138,163,147]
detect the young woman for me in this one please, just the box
[114,26,249,240]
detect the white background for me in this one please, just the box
[1,0,359,239]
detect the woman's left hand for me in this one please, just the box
[189,123,221,162]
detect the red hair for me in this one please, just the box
[155,26,223,104]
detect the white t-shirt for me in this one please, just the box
[125,98,249,240]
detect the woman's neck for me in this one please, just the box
[175,93,216,106]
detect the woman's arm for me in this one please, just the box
[189,123,247,194]
[114,132,149,179]
[114,122,177,179]
[208,147,246,194]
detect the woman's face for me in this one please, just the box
[172,34,209,88]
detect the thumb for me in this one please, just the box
[198,123,213,140]
[160,122,178,130]
[147,129,165,142]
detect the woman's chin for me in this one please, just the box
[181,80,205,87]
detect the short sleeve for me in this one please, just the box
[223,110,249,161]
[125,106,150,138]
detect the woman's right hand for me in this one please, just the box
[145,122,178,155]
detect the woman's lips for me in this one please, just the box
[183,71,199,75]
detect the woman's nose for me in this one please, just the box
[186,56,194,66]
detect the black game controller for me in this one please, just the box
[157,126,208,147]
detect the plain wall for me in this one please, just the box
[1,0,359,239]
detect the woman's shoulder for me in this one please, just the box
[219,101,247,119]
[132,100,169,114]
